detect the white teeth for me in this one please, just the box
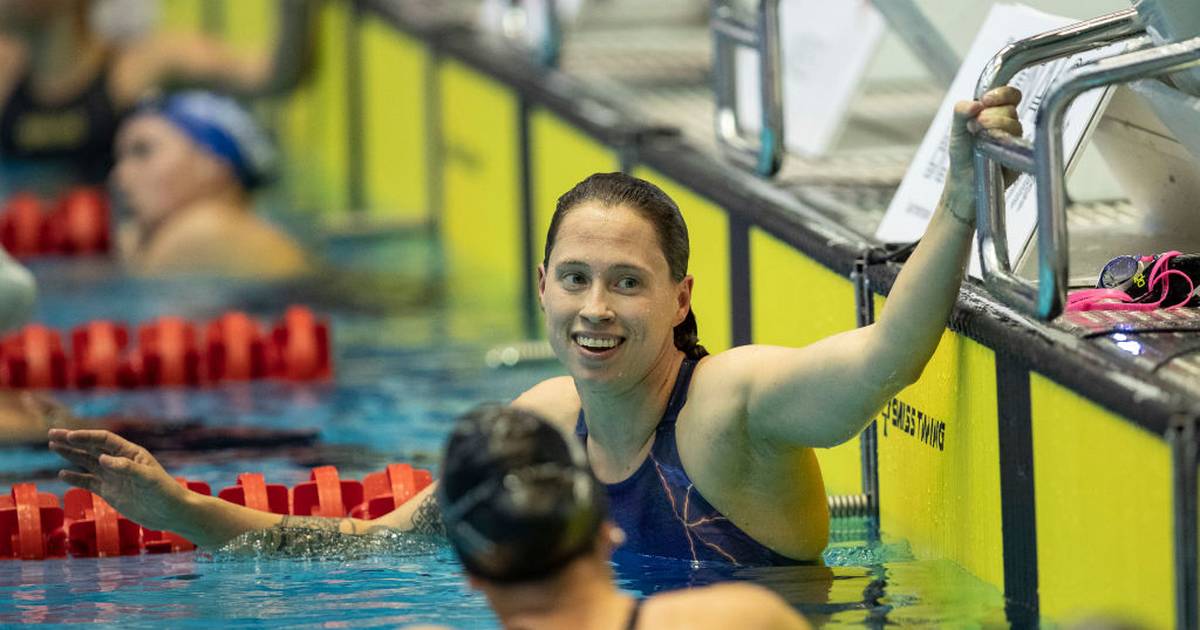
[576,335,618,349]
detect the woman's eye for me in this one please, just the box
[617,277,640,290]
[128,141,152,159]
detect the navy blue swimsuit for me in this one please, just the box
[575,358,805,566]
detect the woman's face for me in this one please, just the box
[113,115,226,227]
[538,203,691,388]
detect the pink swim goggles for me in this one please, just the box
[1067,251,1198,312]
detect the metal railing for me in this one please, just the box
[969,9,1200,320]
[711,0,784,177]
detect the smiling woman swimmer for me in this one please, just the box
[112,91,307,278]
[48,88,1023,563]
[0,0,312,184]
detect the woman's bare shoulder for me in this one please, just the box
[511,376,580,432]
[643,582,811,630]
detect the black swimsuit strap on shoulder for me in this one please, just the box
[624,598,643,630]
[658,358,697,428]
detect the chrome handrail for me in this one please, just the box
[973,14,1200,320]
[972,9,1144,320]
[711,0,784,177]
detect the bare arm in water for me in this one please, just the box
[698,87,1023,449]
[48,428,441,548]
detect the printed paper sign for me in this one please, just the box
[875,3,1117,277]
[735,0,886,158]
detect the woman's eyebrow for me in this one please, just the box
[608,264,649,275]
[554,260,590,272]
[554,260,650,275]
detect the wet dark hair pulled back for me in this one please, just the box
[543,172,708,360]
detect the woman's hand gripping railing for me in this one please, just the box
[710,0,783,177]
[969,9,1173,320]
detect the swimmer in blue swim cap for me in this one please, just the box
[113,90,308,278]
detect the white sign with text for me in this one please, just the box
[735,0,886,158]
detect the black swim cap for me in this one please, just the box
[439,404,606,583]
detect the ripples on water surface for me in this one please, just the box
[0,239,1007,627]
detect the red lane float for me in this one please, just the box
[2,463,432,560]
[0,193,47,257]
[206,312,268,382]
[270,306,332,381]
[351,464,434,520]
[132,317,203,387]
[0,188,110,257]
[217,473,289,515]
[71,321,130,389]
[0,483,66,560]
[291,466,364,518]
[0,325,70,388]
[64,489,142,557]
[142,479,211,554]
[0,306,332,389]
[45,187,110,255]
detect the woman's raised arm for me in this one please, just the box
[713,87,1023,450]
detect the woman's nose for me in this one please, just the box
[579,286,614,322]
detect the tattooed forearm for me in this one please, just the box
[278,515,351,534]
[216,516,426,559]
[409,494,445,536]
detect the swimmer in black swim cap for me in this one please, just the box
[437,404,811,630]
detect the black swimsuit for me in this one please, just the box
[0,66,123,183]
[625,598,643,630]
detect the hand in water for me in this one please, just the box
[48,429,188,532]
[948,86,1024,207]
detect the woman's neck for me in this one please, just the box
[136,188,252,254]
[576,346,685,482]
[487,559,634,630]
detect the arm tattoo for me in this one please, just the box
[278,515,351,534]
[215,509,440,558]
[409,494,445,536]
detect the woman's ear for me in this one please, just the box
[674,276,694,326]
[536,264,547,311]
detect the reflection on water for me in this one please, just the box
[0,238,1008,628]
[611,532,1006,629]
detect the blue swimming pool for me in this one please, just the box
[0,236,1009,628]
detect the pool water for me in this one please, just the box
[0,235,1010,628]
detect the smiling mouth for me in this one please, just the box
[572,333,625,355]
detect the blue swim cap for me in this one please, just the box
[135,91,276,189]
